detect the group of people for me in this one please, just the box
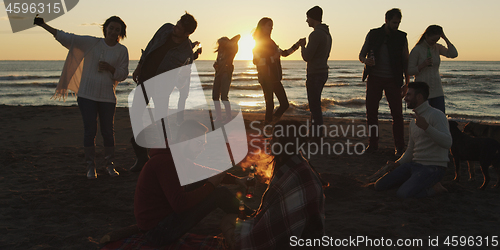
[214,6,332,135]
[359,8,458,157]
[358,8,457,199]
[34,5,458,249]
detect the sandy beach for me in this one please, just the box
[1,105,499,249]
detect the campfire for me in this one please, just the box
[237,134,274,184]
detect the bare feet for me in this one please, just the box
[432,182,448,195]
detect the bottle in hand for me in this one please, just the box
[238,199,246,220]
[245,165,256,198]
[369,50,375,66]
[98,51,105,72]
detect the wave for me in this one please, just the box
[335,76,359,79]
[231,84,262,90]
[288,97,366,111]
[0,75,60,81]
[0,82,58,88]
[324,83,349,87]
[449,89,497,95]
[196,72,258,78]
[200,84,263,91]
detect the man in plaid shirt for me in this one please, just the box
[222,120,325,249]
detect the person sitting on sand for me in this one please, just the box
[133,120,251,247]
[220,120,325,249]
[213,35,240,123]
[374,82,451,198]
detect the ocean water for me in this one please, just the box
[1,60,499,123]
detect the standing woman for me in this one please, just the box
[253,17,301,124]
[213,34,240,123]
[408,25,457,113]
[34,16,129,179]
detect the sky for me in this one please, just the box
[1,0,500,61]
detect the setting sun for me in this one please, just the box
[235,33,256,61]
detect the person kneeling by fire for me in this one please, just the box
[221,120,326,249]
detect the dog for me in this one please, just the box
[463,121,500,143]
[449,120,500,190]
[462,122,500,180]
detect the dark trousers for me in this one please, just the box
[260,80,289,123]
[77,97,116,147]
[306,72,328,126]
[212,70,233,101]
[145,186,242,246]
[365,75,405,149]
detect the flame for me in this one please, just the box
[238,133,274,184]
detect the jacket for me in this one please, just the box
[362,24,408,86]
[139,23,194,76]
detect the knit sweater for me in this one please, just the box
[408,41,458,99]
[55,30,129,103]
[397,101,452,167]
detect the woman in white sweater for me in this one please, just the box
[34,16,129,179]
[408,25,458,113]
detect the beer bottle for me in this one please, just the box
[369,50,375,66]
[238,199,246,220]
[245,165,256,198]
[427,48,433,67]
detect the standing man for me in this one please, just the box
[359,8,409,156]
[374,82,451,198]
[130,13,201,172]
[299,6,332,137]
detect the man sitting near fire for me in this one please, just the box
[134,120,252,247]
[221,120,325,249]
[374,81,451,198]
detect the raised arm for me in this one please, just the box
[34,16,57,37]
[438,32,458,58]
[280,40,301,57]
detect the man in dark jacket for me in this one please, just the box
[130,13,201,172]
[359,8,409,157]
[299,6,332,137]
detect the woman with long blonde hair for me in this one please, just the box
[253,17,302,124]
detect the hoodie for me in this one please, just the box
[301,23,332,74]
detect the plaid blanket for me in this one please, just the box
[101,233,227,250]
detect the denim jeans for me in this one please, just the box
[428,96,445,114]
[77,97,116,147]
[145,186,248,246]
[306,72,328,126]
[374,162,446,198]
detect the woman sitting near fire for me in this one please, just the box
[221,120,325,249]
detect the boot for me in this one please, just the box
[104,146,119,177]
[223,101,232,123]
[84,146,97,179]
[129,137,149,172]
[213,100,222,122]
